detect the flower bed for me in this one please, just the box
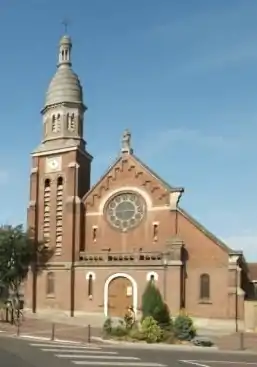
[102,313,197,344]
[102,281,199,345]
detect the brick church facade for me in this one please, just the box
[25,35,254,327]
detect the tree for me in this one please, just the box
[173,313,196,341]
[141,281,171,329]
[0,224,53,301]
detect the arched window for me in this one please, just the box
[46,272,55,296]
[55,176,63,256]
[88,274,93,297]
[199,273,210,299]
[43,179,51,246]
[86,272,95,299]
[57,176,63,186]
[67,113,75,131]
[45,178,50,188]
[146,271,158,282]
[52,115,57,132]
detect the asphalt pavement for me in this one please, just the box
[0,336,257,367]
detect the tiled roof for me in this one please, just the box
[178,208,232,253]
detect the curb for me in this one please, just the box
[92,337,219,351]
[92,337,257,355]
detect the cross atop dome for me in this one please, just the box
[62,19,69,34]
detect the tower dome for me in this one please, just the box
[44,35,84,108]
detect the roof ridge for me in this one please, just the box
[178,207,232,253]
[82,155,121,202]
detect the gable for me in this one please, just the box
[83,153,183,213]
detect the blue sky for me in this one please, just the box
[0,0,257,259]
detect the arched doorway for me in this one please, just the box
[108,276,133,317]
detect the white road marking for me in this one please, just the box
[180,361,211,367]
[182,361,257,366]
[29,340,167,367]
[72,363,167,366]
[22,335,84,343]
[56,354,139,360]
[41,348,117,354]
[29,343,100,349]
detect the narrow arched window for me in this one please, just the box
[46,271,55,296]
[199,273,210,299]
[44,178,50,188]
[55,176,63,256]
[43,179,51,246]
[57,176,63,186]
[146,271,158,282]
[52,115,57,132]
[88,274,93,297]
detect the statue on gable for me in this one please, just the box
[121,129,133,154]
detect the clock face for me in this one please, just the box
[46,156,61,172]
[49,159,58,170]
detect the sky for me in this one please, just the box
[0,0,257,260]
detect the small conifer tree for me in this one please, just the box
[141,281,171,329]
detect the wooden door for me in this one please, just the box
[108,277,133,317]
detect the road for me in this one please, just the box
[0,336,257,366]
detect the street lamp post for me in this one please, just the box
[163,257,167,301]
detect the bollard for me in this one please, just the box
[17,322,20,337]
[87,324,91,343]
[51,323,55,341]
[239,331,244,350]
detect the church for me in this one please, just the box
[25,34,254,329]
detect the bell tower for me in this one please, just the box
[27,34,92,266]
[39,35,87,151]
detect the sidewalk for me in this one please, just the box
[0,317,102,344]
[212,332,257,351]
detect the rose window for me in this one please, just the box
[105,192,146,231]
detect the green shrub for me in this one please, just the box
[103,318,112,335]
[111,326,127,337]
[153,302,172,330]
[141,316,162,343]
[142,281,163,319]
[173,314,196,341]
[110,319,128,338]
[141,281,172,330]
[129,327,146,341]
